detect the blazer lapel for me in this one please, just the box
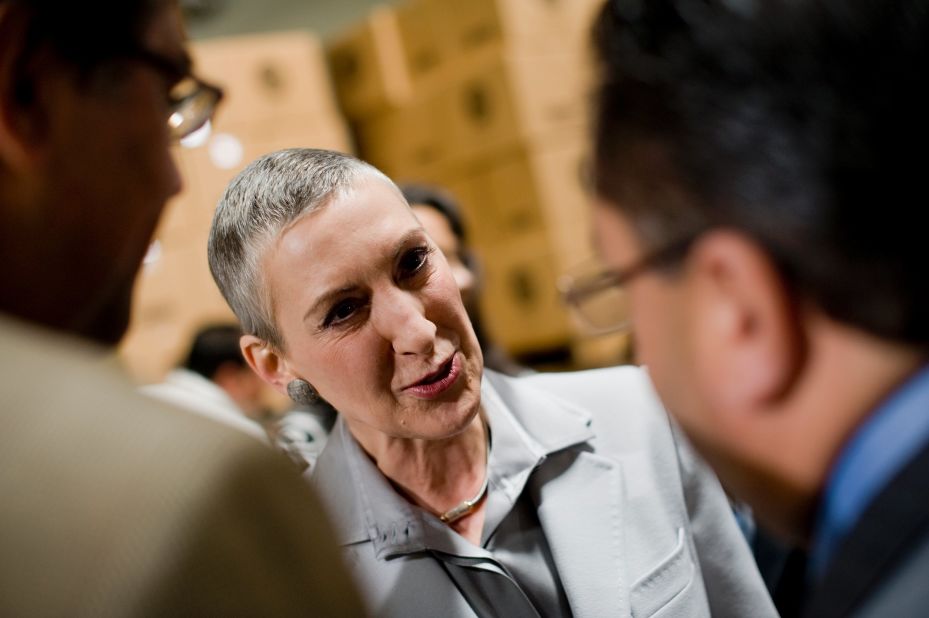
[484,371,629,617]
[531,449,628,617]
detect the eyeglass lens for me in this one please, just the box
[571,283,630,333]
[167,77,222,140]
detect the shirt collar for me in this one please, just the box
[311,370,595,557]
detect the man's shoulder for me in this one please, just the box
[0,316,347,614]
[0,315,286,523]
[809,516,929,618]
[806,439,929,617]
[852,530,929,618]
[0,315,260,456]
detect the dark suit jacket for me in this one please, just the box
[803,439,929,617]
[0,316,366,616]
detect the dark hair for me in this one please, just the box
[4,1,168,78]
[182,324,247,380]
[399,183,469,244]
[593,0,929,344]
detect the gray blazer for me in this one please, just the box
[312,366,776,617]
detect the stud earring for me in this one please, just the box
[286,378,320,406]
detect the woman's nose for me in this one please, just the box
[372,290,437,356]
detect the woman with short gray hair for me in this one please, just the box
[207,148,776,617]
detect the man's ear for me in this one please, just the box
[686,230,803,414]
[240,335,294,397]
[0,4,48,171]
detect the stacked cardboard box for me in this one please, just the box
[329,6,412,118]
[119,31,352,383]
[330,0,618,361]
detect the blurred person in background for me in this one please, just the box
[0,1,363,614]
[143,323,272,442]
[400,182,527,377]
[208,147,776,617]
[581,0,929,616]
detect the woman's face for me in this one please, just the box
[263,179,484,441]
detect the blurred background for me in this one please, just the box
[119,0,629,411]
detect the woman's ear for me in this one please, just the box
[240,335,293,396]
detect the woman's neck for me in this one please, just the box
[347,413,489,541]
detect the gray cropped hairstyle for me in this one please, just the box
[207,148,396,351]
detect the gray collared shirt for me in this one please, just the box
[326,378,575,617]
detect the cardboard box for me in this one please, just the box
[447,136,595,263]
[132,239,197,317]
[121,237,236,382]
[232,113,353,155]
[327,6,411,118]
[448,0,585,54]
[152,148,200,245]
[570,331,633,369]
[192,31,340,129]
[394,0,452,92]
[437,173,485,242]
[478,232,574,354]
[132,237,231,324]
[119,320,189,383]
[120,309,236,384]
[505,138,594,264]
[446,50,591,162]
[356,93,452,178]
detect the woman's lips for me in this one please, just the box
[403,354,461,399]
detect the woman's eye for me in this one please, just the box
[323,298,365,328]
[398,246,432,280]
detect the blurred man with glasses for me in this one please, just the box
[578,0,929,616]
[0,1,363,614]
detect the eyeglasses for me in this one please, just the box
[559,235,697,334]
[115,48,224,141]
